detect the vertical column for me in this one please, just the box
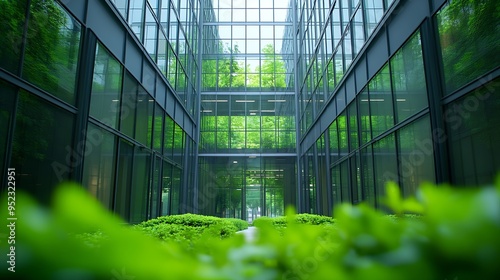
[72,29,98,183]
[420,17,449,184]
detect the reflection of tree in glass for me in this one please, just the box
[202,43,287,90]
[23,0,81,104]
[0,0,28,73]
[438,0,499,94]
[251,44,287,89]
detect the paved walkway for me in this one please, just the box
[236,226,258,242]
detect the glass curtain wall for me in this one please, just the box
[0,0,197,223]
[305,0,499,215]
[316,30,436,214]
[113,0,200,116]
[0,0,81,204]
[199,0,297,221]
[198,156,295,221]
[294,0,397,135]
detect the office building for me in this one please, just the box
[0,0,498,222]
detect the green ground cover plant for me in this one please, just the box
[1,179,500,279]
[133,214,246,246]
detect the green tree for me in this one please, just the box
[438,0,499,93]
[202,42,245,89]
[256,44,287,89]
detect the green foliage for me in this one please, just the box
[2,181,500,279]
[133,214,243,247]
[225,218,250,231]
[253,213,335,228]
[438,0,499,93]
[201,43,287,90]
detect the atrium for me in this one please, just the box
[0,0,498,223]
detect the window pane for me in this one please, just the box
[338,112,348,158]
[361,145,375,206]
[12,91,74,204]
[369,64,393,137]
[0,0,28,74]
[129,0,145,39]
[437,0,500,95]
[145,7,158,59]
[447,79,500,185]
[120,72,137,138]
[171,167,182,214]
[358,88,371,144]
[173,123,184,164]
[162,161,172,215]
[331,165,341,208]
[352,7,364,57]
[90,43,123,129]
[0,81,17,186]
[23,1,81,105]
[372,133,397,205]
[363,0,383,36]
[153,104,163,153]
[348,102,358,150]
[135,87,153,147]
[164,115,174,158]
[398,116,435,197]
[329,120,339,163]
[391,32,427,122]
[82,124,116,210]
[115,139,133,221]
[130,148,151,223]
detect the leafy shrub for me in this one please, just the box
[253,213,334,229]
[224,218,249,231]
[1,180,499,279]
[134,214,239,246]
[138,213,223,228]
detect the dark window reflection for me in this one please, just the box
[11,91,74,204]
[82,124,116,210]
[447,79,500,185]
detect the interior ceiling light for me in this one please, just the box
[361,98,384,102]
[268,100,286,102]
[235,100,255,102]
[202,100,228,102]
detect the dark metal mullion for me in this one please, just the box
[385,24,402,190]
[73,28,98,183]
[324,128,333,215]
[421,17,449,184]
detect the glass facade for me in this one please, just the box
[299,0,499,214]
[0,0,195,223]
[0,0,498,221]
[198,0,296,221]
